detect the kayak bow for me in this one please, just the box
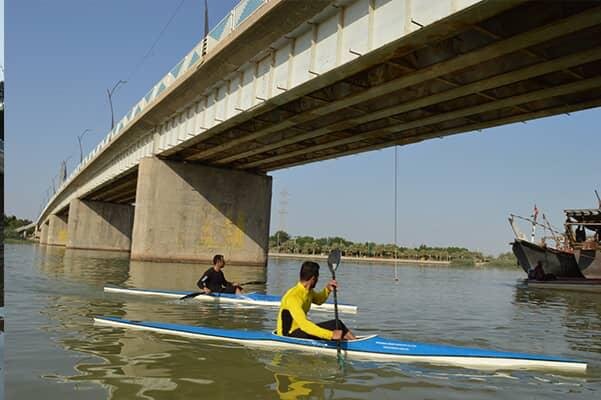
[103,286,358,314]
[94,316,586,373]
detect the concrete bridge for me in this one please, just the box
[37,0,601,266]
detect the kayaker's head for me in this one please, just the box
[213,254,225,271]
[299,261,320,289]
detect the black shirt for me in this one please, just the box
[197,267,230,293]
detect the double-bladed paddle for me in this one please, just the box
[179,280,266,300]
[326,249,344,370]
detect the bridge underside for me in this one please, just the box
[85,170,138,205]
[38,1,601,266]
[163,1,601,172]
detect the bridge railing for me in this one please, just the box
[42,0,269,222]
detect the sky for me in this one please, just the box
[5,0,601,256]
[0,0,4,78]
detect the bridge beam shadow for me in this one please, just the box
[66,198,134,252]
[130,156,272,267]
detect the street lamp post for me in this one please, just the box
[77,129,93,163]
[59,155,74,184]
[107,80,127,131]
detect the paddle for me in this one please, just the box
[326,249,344,370]
[179,280,266,300]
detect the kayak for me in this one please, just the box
[94,316,586,372]
[103,286,358,314]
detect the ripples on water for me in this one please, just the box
[4,244,601,399]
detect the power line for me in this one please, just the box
[125,0,187,82]
[393,146,399,282]
[40,1,188,218]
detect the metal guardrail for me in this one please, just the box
[41,0,269,221]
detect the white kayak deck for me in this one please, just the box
[94,316,586,373]
[103,286,358,313]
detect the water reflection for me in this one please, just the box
[513,282,601,355]
[273,373,329,400]
[126,260,266,293]
[6,244,601,399]
[263,352,337,399]
[41,294,279,398]
[37,246,130,286]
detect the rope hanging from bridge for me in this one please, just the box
[394,145,399,282]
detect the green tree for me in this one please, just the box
[270,230,290,245]
[4,214,33,240]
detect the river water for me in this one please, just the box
[4,243,601,399]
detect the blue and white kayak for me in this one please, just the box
[94,316,586,372]
[103,286,357,314]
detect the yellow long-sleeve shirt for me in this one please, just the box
[276,282,332,340]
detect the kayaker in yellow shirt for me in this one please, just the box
[277,261,356,341]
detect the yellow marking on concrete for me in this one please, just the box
[199,222,217,249]
[58,229,69,243]
[224,211,245,249]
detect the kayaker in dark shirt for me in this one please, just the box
[197,254,243,294]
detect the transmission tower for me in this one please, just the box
[277,189,289,247]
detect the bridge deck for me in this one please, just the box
[171,1,601,172]
[40,0,601,217]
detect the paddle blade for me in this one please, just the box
[327,249,342,272]
[241,280,266,286]
[179,292,203,300]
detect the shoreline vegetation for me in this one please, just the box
[4,238,34,245]
[4,214,34,244]
[269,252,453,266]
[269,231,518,268]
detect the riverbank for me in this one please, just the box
[268,252,451,265]
[3,238,34,245]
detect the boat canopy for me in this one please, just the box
[564,208,601,230]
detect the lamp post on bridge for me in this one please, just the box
[77,128,93,164]
[59,154,74,184]
[201,0,209,55]
[107,80,127,131]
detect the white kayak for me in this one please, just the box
[94,316,586,373]
[103,286,358,314]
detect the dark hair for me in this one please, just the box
[300,261,320,281]
[213,254,224,265]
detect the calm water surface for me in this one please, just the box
[5,243,601,399]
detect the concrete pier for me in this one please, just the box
[131,157,272,266]
[47,213,69,246]
[40,221,49,245]
[67,199,134,252]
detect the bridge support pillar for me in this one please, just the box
[47,214,69,246]
[40,221,49,244]
[67,199,134,252]
[131,157,272,266]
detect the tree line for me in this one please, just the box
[269,230,516,266]
[1,216,517,267]
[4,214,33,240]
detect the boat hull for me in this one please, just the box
[512,239,583,278]
[94,316,586,373]
[575,249,601,279]
[103,286,357,314]
[527,278,601,293]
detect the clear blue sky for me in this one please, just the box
[5,1,600,256]
[0,0,4,78]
